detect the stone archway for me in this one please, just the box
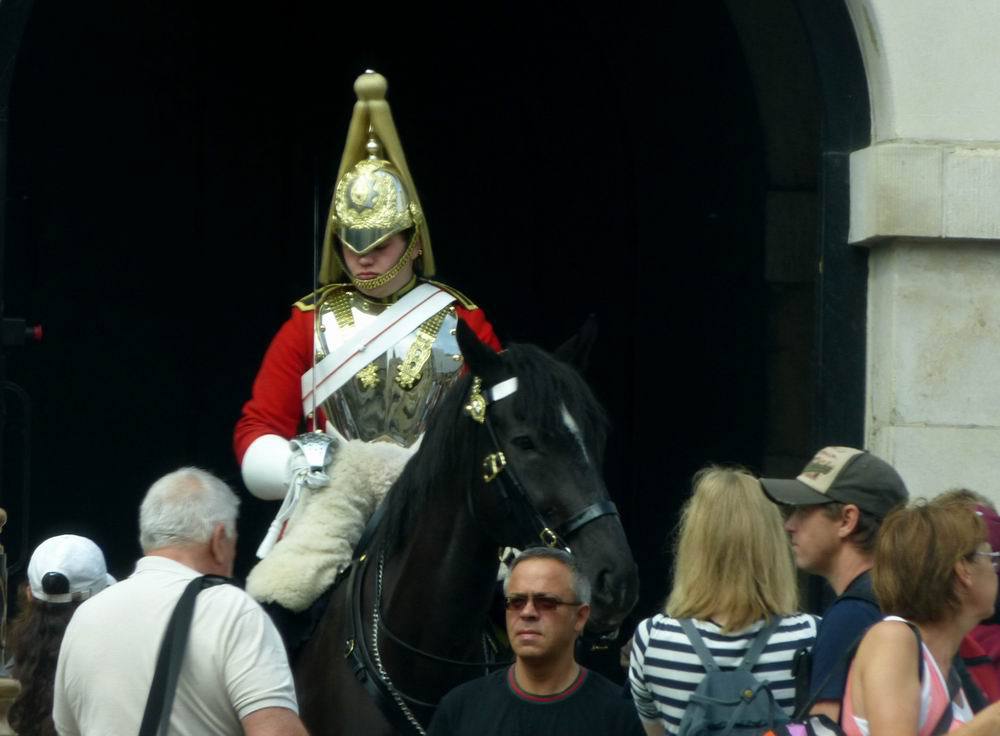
[726,0,872,476]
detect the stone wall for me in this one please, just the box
[846,0,1000,502]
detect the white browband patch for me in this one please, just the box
[486,377,518,403]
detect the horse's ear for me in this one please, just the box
[554,314,598,371]
[457,319,503,380]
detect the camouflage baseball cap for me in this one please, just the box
[760,446,908,518]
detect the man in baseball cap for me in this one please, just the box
[760,446,908,721]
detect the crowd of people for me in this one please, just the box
[8,74,1000,736]
[627,447,1000,736]
[12,446,1000,735]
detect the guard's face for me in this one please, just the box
[505,558,590,664]
[341,234,413,298]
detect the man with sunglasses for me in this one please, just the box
[760,446,908,722]
[427,548,643,735]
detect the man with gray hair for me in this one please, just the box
[53,467,308,736]
[427,547,642,735]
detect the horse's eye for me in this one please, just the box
[511,435,536,451]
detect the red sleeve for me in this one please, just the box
[233,308,313,463]
[456,306,501,352]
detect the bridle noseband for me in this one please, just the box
[464,375,620,551]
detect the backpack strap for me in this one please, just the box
[738,618,783,672]
[679,619,721,672]
[678,618,783,674]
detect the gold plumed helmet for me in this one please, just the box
[320,71,435,287]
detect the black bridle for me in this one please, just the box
[344,373,620,735]
[465,375,619,551]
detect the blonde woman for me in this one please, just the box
[842,498,1000,736]
[629,466,819,736]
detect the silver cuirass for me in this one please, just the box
[313,287,464,447]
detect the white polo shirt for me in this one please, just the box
[53,556,297,736]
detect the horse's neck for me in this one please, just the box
[381,480,499,652]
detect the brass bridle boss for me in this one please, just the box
[463,375,565,549]
[464,376,514,482]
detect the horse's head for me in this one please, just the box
[457,322,639,633]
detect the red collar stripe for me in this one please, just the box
[506,665,588,703]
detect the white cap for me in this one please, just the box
[27,534,115,603]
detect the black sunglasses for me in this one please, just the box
[504,593,582,612]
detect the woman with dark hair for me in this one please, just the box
[8,535,113,736]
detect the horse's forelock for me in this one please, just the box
[503,344,607,455]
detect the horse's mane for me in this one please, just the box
[379,342,608,555]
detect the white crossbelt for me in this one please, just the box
[301,283,455,414]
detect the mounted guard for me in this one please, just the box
[234,71,500,614]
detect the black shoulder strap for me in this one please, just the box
[138,575,231,736]
[929,661,963,736]
[955,654,989,713]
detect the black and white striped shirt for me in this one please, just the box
[629,613,820,734]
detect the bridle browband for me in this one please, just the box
[344,371,621,735]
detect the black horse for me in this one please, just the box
[294,323,639,735]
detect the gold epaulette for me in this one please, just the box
[293,284,352,312]
[425,280,479,310]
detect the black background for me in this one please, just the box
[2,2,768,649]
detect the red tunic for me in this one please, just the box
[233,299,499,464]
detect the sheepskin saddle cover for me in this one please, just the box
[246,439,414,612]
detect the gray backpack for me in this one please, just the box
[676,618,789,736]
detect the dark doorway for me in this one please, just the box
[3,2,799,661]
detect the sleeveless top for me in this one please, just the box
[842,616,974,736]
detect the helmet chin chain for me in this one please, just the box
[346,234,420,292]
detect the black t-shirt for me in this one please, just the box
[426,666,644,736]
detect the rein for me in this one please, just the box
[373,548,510,671]
[344,547,507,736]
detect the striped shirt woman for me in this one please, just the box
[627,466,818,736]
[630,613,819,734]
